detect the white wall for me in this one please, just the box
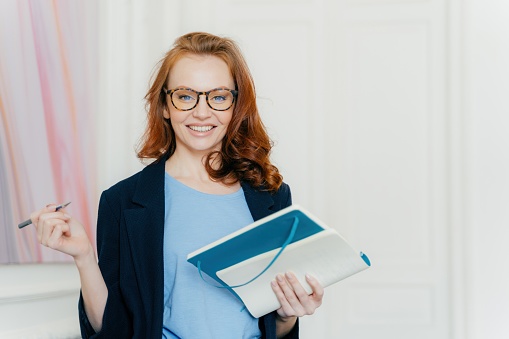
[464,0,509,337]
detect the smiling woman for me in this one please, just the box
[28,32,324,338]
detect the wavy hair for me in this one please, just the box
[137,32,282,191]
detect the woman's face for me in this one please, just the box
[164,54,235,156]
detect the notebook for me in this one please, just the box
[187,204,371,318]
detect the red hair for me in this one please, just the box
[137,32,282,191]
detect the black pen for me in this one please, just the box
[18,201,72,229]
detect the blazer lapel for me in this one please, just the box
[123,158,166,336]
[241,182,275,221]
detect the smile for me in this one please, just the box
[188,125,214,132]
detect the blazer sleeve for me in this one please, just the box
[259,183,299,339]
[78,190,133,338]
[260,311,300,339]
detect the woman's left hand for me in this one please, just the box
[271,272,324,319]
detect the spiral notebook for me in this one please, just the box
[187,204,371,318]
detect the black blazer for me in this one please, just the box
[78,158,299,338]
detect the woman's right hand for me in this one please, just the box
[30,204,94,261]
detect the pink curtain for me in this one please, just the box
[0,0,98,263]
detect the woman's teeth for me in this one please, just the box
[189,125,213,132]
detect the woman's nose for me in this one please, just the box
[192,94,212,118]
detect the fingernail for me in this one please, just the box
[306,274,314,281]
[276,274,284,282]
[271,280,277,287]
[285,272,294,280]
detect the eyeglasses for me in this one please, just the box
[164,87,238,111]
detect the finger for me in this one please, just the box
[29,211,40,228]
[36,212,48,242]
[30,204,56,229]
[40,216,69,246]
[56,222,71,237]
[31,203,59,230]
[47,223,65,249]
[285,272,317,315]
[276,274,306,316]
[286,272,309,298]
[37,212,70,242]
[306,274,325,302]
[271,277,295,317]
[39,211,71,223]
[40,218,58,246]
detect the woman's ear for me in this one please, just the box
[163,108,170,120]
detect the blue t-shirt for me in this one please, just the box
[162,173,261,339]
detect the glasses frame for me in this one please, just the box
[164,87,238,112]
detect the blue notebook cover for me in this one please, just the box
[187,205,327,286]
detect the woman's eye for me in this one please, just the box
[211,95,227,103]
[178,95,194,101]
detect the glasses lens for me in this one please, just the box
[207,89,234,111]
[171,89,197,110]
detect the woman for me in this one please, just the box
[31,32,323,338]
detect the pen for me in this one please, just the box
[18,201,72,229]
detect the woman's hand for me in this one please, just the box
[32,204,107,332]
[271,272,324,319]
[30,204,93,261]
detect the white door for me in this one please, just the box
[208,1,452,338]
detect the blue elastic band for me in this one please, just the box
[197,216,300,289]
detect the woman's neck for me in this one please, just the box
[165,149,210,180]
[165,149,240,195]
